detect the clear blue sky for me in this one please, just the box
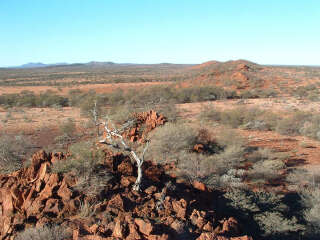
[0,0,319,67]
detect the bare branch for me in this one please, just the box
[90,100,100,136]
[99,117,149,191]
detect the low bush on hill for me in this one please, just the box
[0,135,34,174]
[0,85,238,110]
[52,141,112,196]
[0,90,69,108]
[199,105,320,141]
[223,188,305,239]
[15,225,71,240]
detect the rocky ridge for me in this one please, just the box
[0,111,252,240]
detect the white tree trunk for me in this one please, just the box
[100,118,149,191]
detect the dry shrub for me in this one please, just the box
[249,160,285,184]
[301,188,320,234]
[59,118,76,137]
[287,166,320,190]
[199,105,280,131]
[79,201,96,218]
[254,212,304,237]
[52,141,112,196]
[214,128,247,148]
[147,123,198,164]
[176,152,211,181]
[276,111,310,136]
[224,189,304,239]
[16,225,71,240]
[198,104,222,122]
[107,104,135,124]
[0,135,33,174]
[248,148,287,185]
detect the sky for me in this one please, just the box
[0,0,319,67]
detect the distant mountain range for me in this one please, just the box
[9,61,117,69]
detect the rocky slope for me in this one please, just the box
[0,111,253,239]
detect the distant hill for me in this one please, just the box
[8,61,192,69]
[13,62,69,69]
[185,59,320,94]
[10,61,118,69]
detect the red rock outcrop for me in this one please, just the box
[122,110,166,142]
[0,146,252,240]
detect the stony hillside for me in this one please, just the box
[0,111,252,240]
[187,60,320,95]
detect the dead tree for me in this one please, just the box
[99,117,149,191]
[90,100,100,136]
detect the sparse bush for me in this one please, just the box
[52,141,103,175]
[52,141,112,196]
[198,104,222,122]
[224,188,304,239]
[154,103,179,122]
[147,123,198,164]
[276,111,310,136]
[176,152,212,181]
[254,212,304,238]
[16,225,71,240]
[79,201,96,218]
[301,188,320,235]
[287,167,320,190]
[249,159,285,185]
[54,118,77,148]
[199,106,279,131]
[0,90,68,108]
[107,104,135,124]
[247,148,288,185]
[75,168,112,197]
[0,135,33,174]
[59,118,76,137]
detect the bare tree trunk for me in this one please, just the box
[100,118,149,191]
[90,101,100,136]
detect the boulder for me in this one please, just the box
[172,199,187,219]
[134,218,153,236]
[221,217,240,235]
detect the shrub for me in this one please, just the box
[79,201,96,218]
[176,152,212,181]
[16,225,71,240]
[287,166,320,190]
[147,123,198,164]
[249,159,285,185]
[254,212,304,237]
[107,104,135,124]
[199,106,279,131]
[52,141,103,175]
[198,104,222,122]
[59,118,76,137]
[224,189,304,238]
[0,135,33,174]
[54,118,77,148]
[300,188,320,234]
[52,141,112,196]
[276,111,310,136]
